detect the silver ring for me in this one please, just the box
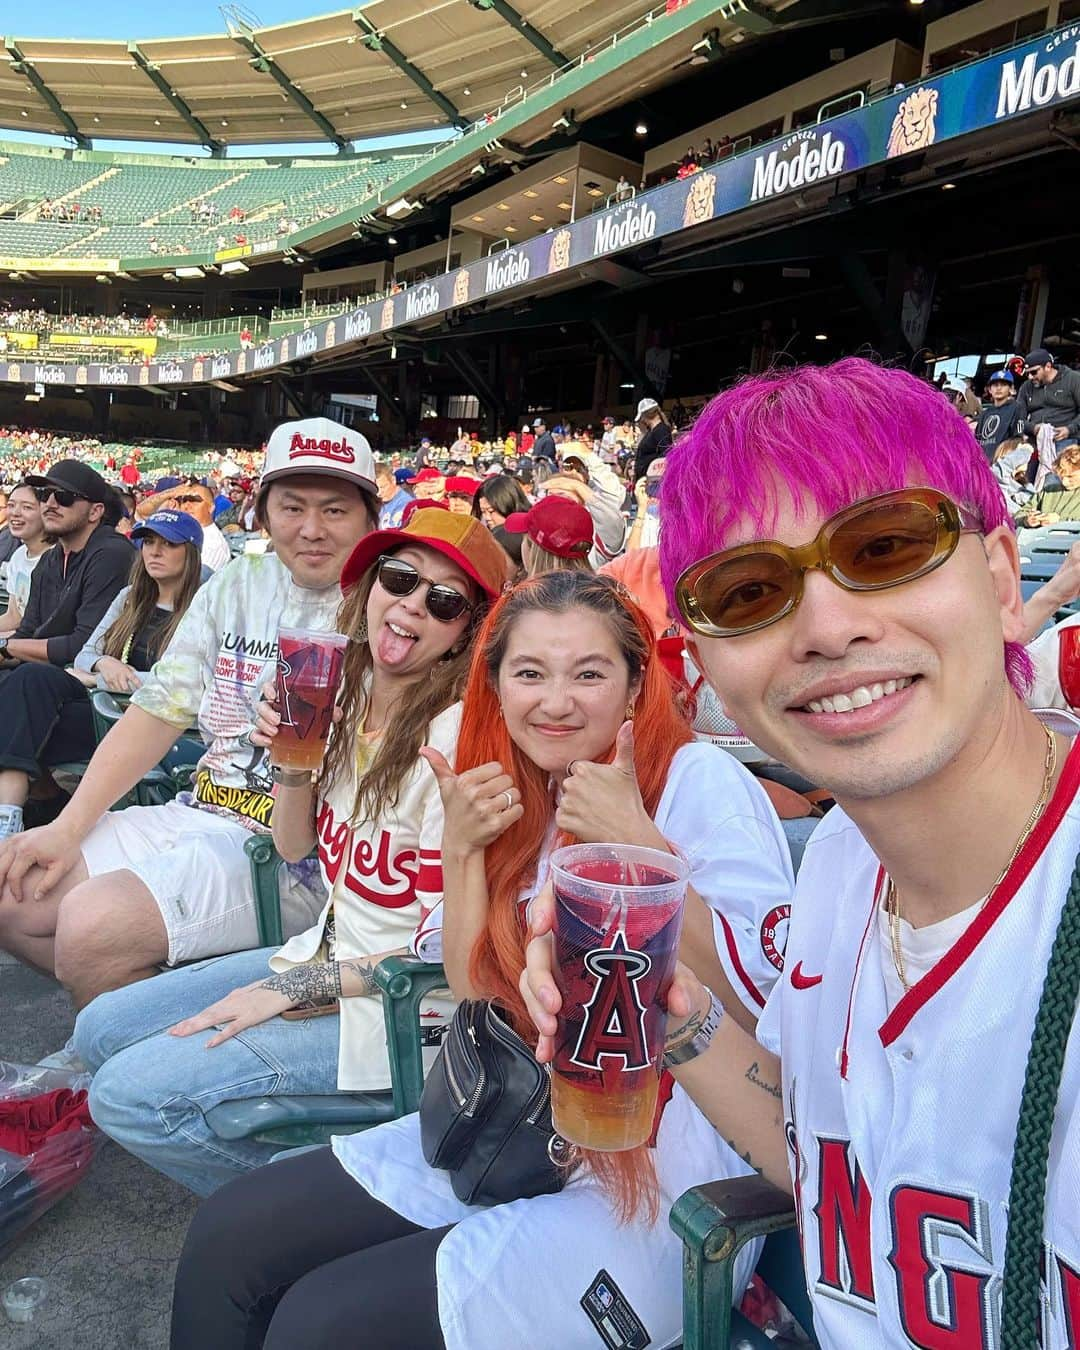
[502,790,514,811]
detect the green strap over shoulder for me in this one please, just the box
[1000,852,1080,1347]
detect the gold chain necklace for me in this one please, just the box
[886,724,1058,991]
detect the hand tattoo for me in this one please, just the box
[745,1060,782,1100]
[260,962,342,1004]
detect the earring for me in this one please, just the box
[625,699,636,721]
[357,618,368,642]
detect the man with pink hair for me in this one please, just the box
[524,358,1080,1346]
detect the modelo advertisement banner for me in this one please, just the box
[4,23,1080,391]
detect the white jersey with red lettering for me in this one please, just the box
[757,734,1080,1350]
[271,702,462,1092]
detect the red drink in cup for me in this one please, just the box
[1059,625,1080,710]
[549,843,689,1152]
[270,627,348,771]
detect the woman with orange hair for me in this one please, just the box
[171,571,794,1350]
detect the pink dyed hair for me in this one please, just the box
[659,357,1032,694]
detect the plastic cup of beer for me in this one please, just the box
[549,843,690,1152]
[270,627,348,772]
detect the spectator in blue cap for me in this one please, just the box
[975,369,1020,463]
[376,462,413,528]
[0,510,205,839]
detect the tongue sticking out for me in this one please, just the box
[376,623,417,667]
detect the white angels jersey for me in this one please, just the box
[757,737,1080,1350]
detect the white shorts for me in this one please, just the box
[80,800,325,965]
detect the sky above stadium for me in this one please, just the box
[12,1,342,39]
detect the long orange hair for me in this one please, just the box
[454,571,693,1221]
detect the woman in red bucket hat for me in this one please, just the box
[502,495,595,578]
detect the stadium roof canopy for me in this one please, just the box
[0,0,798,153]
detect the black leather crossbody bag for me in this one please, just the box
[419,998,574,1207]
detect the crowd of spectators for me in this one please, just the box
[0,306,168,339]
[38,200,104,224]
[1,352,1080,1344]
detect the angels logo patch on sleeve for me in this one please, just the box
[581,1270,651,1349]
[760,903,791,972]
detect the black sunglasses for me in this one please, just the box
[36,487,88,508]
[376,556,473,623]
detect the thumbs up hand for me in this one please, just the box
[420,747,523,854]
[555,721,667,848]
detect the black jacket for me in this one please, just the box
[14,524,133,665]
[1014,366,1080,438]
[633,421,673,483]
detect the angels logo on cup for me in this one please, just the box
[569,932,653,1072]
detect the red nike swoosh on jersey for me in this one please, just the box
[790,961,823,990]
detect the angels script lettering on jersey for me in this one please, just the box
[317,799,435,909]
[805,1132,1080,1347]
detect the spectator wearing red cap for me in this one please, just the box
[409,467,446,501]
[503,496,595,578]
[444,476,479,515]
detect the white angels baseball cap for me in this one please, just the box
[261,417,377,495]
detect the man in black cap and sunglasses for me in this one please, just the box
[0,459,132,672]
[1015,347,1080,451]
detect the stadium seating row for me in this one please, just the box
[0,149,429,259]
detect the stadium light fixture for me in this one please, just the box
[176,266,206,279]
[634,121,648,137]
[814,333,828,341]
[387,235,398,245]
[463,86,471,95]
[470,162,487,176]
[219,260,250,275]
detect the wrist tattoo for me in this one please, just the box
[260,962,342,1004]
[745,1060,782,1100]
[664,1008,704,1050]
[339,956,380,997]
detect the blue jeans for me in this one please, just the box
[73,949,341,1196]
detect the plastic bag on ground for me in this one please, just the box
[0,1061,103,1255]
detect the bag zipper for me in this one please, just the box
[445,1016,486,1115]
[485,1005,551,1123]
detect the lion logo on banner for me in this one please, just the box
[138,365,150,386]
[236,350,247,373]
[452,269,470,306]
[191,360,204,382]
[548,228,572,274]
[75,366,88,385]
[381,297,396,331]
[683,171,718,227]
[887,87,939,158]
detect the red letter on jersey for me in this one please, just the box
[1056,1252,1080,1346]
[888,1186,994,1349]
[813,1138,875,1308]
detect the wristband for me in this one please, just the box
[271,765,314,787]
[663,990,725,1067]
